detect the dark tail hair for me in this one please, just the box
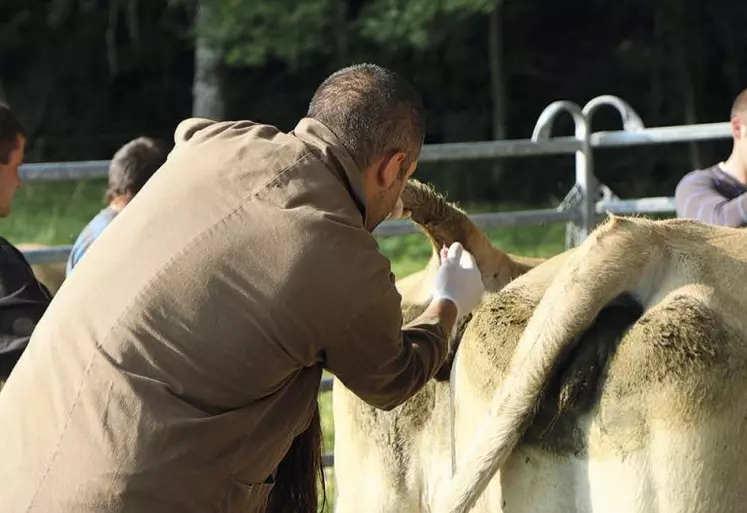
[266,403,327,513]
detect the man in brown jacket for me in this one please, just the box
[0,64,484,513]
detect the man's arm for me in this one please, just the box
[324,243,482,411]
[675,171,747,227]
[325,289,457,411]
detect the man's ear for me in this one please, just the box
[375,151,407,189]
[731,117,743,139]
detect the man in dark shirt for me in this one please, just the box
[0,104,52,386]
[675,89,747,227]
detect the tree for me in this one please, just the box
[192,0,225,119]
[193,0,336,69]
[359,0,508,191]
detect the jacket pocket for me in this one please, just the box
[226,478,275,513]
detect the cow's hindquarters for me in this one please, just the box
[495,410,747,513]
[451,264,747,513]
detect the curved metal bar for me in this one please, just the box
[531,100,588,142]
[582,95,645,132]
[530,100,595,246]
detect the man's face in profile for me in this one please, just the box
[0,135,24,218]
[365,160,417,232]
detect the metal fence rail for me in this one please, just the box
[17,95,734,469]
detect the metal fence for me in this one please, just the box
[17,95,734,468]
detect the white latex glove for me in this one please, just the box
[431,242,485,319]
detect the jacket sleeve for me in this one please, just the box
[675,171,747,227]
[324,272,449,411]
[0,241,52,362]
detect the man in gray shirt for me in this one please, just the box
[675,88,747,227]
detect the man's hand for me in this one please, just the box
[431,242,485,319]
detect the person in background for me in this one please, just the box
[66,136,167,275]
[0,103,52,386]
[675,88,747,227]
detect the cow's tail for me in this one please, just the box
[435,215,674,513]
[400,180,499,269]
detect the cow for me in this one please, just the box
[334,180,747,513]
[434,214,747,513]
[332,180,544,512]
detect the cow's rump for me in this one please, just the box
[443,217,747,513]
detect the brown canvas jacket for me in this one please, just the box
[0,117,448,513]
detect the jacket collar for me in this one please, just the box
[291,117,368,222]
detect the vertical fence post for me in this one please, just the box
[575,125,596,248]
[531,101,594,248]
[581,95,645,226]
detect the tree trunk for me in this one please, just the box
[334,0,349,68]
[488,0,507,191]
[126,0,141,52]
[106,0,120,76]
[192,0,225,120]
[649,4,663,127]
[679,61,702,169]
[672,0,702,169]
[720,13,741,96]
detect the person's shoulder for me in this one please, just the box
[173,118,311,178]
[676,164,721,191]
[0,237,33,268]
[174,117,285,147]
[681,164,721,181]
[74,208,114,244]
[91,207,119,230]
[0,238,53,300]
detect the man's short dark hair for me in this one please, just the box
[731,89,747,120]
[0,103,26,165]
[106,137,167,203]
[307,63,426,173]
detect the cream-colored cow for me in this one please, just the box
[332,180,542,512]
[334,180,747,513]
[436,214,747,513]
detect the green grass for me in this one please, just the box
[3,181,567,511]
[379,223,565,278]
[2,180,108,245]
